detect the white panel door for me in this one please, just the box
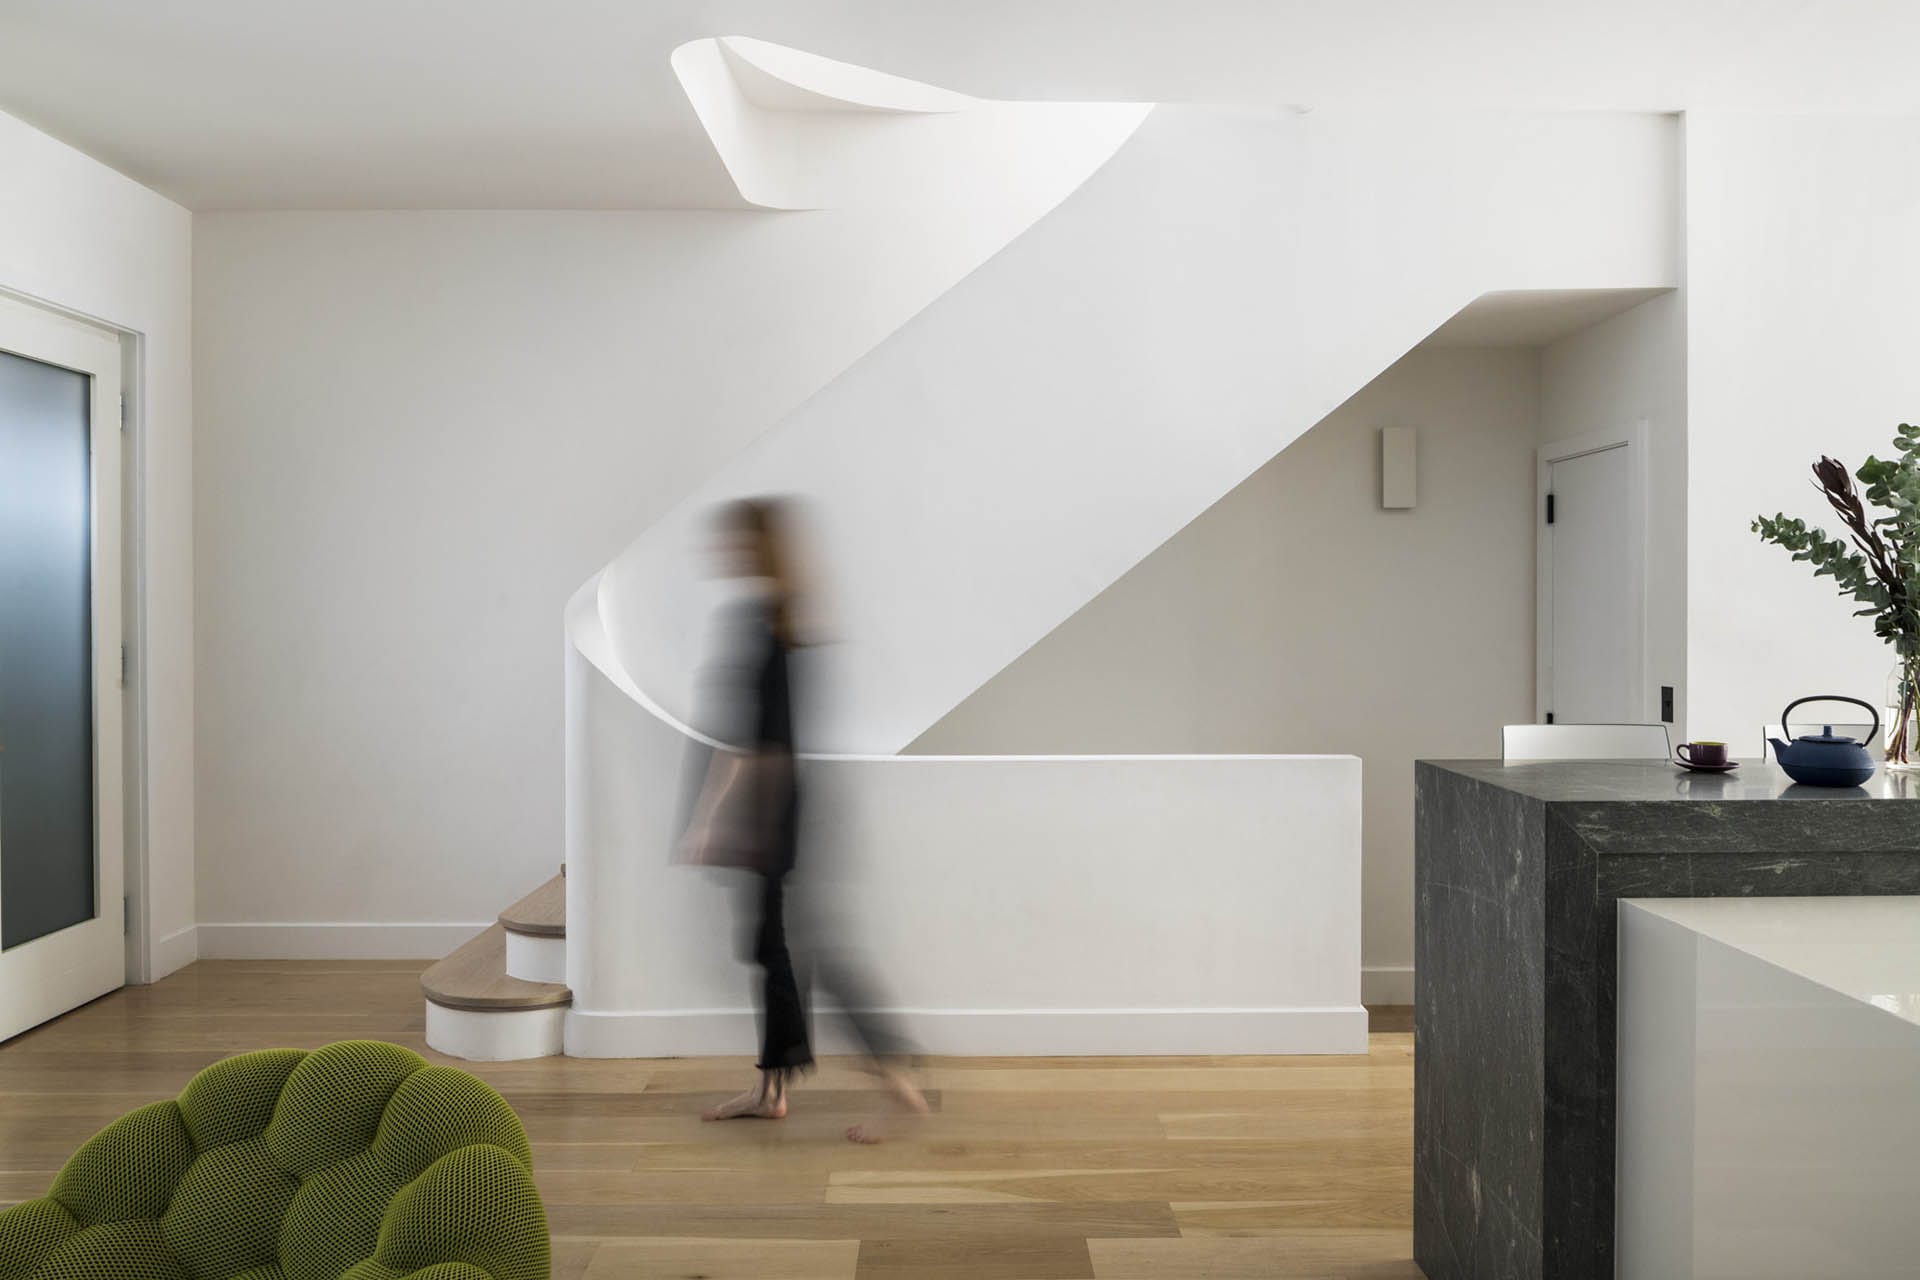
[1547,443,1637,724]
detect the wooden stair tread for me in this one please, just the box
[499,873,565,937]
[422,924,570,1012]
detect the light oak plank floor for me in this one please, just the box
[0,961,1420,1279]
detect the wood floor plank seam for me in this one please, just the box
[0,964,1418,1278]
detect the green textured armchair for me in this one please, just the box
[0,1040,548,1280]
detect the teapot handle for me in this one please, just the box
[1779,695,1880,747]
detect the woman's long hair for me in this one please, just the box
[719,497,817,647]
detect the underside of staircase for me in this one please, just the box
[422,871,568,1060]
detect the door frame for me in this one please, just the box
[0,291,129,1034]
[1536,421,1650,725]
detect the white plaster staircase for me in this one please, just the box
[426,41,1679,1061]
[422,872,568,1061]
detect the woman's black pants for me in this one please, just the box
[750,871,910,1075]
[753,872,813,1075]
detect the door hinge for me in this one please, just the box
[122,896,130,933]
[1545,492,1556,524]
[119,394,127,430]
[120,644,128,687]
[1545,711,1555,724]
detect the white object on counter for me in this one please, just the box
[1617,896,1920,1280]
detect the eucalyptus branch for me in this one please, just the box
[1753,436,1920,651]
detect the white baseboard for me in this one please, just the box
[147,925,200,982]
[1362,965,1414,1006]
[565,1005,1369,1059]
[195,922,489,960]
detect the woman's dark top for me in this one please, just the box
[714,596,799,876]
[753,606,795,757]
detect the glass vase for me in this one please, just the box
[1886,652,1920,770]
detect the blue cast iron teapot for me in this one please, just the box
[1768,695,1880,787]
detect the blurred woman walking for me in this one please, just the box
[678,497,928,1143]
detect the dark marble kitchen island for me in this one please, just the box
[1413,759,1920,1280]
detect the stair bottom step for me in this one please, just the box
[426,1000,564,1061]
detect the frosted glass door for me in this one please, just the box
[0,347,95,950]
[0,292,122,1044]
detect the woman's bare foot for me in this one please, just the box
[846,1065,930,1144]
[702,1074,787,1121]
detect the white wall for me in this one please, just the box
[190,77,1132,951]
[909,347,1545,997]
[1686,115,1920,741]
[1541,290,1688,735]
[0,109,195,980]
[190,210,963,944]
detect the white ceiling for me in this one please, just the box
[4,0,1920,210]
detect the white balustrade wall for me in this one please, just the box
[568,588,1364,1056]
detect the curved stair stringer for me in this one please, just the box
[595,106,1682,757]
[562,576,752,1054]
